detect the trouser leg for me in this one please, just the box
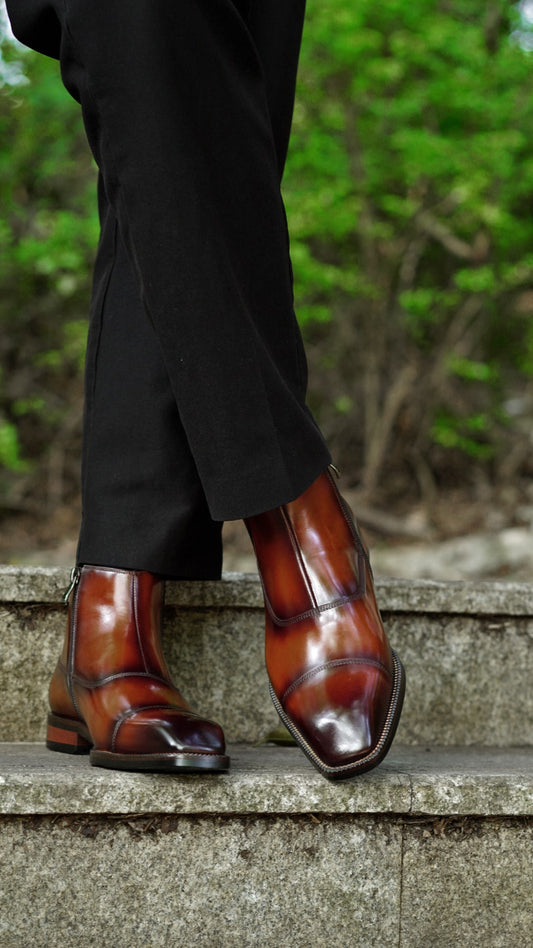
[75,0,322,574]
[57,0,330,525]
[247,0,306,175]
[77,179,224,578]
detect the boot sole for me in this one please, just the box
[46,713,230,774]
[269,649,406,780]
[90,749,230,773]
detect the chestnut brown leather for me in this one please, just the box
[47,565,229,773]
[246,468,405,779]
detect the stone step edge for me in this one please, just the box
[0,744,531,818]
[1,566,532,616]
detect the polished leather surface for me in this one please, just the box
[48,566,228,769]
[246,468,403,775]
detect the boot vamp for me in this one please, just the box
[266,598,393,700]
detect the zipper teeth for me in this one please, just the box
[272,650,404,774]
[66,567,83,718]
[132,572,148,672]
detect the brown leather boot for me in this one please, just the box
[246,467,405,779]
[46,565,229,773]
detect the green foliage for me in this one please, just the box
[0,33,97,509]
[431,410,495,460]
[1,2,533,520]
[0,418,27,471]
[284,0,533,490]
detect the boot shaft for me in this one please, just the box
[246,469,369,621]
[66,566,171,683]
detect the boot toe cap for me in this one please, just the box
[283,662,393,769]
[113,707,227,757]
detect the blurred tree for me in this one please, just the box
[285,0,533,500]
[0,28,97,516]
[1,0,533,535]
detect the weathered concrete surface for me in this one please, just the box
[2,566,533,614]
[0,566,70,604]
[0,604,64,743]
[0,743,531,947]
[385,611,532,745]
[0,812,531,947]
[0,815,403,948]
[400,818,533,948]
[0,745,531,817]
[0,569,531,744]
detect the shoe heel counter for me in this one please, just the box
[48,660,78,719]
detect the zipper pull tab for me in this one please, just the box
[63,565,81,605]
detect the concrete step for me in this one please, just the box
[0,743,531,947]
[0,566,532,746]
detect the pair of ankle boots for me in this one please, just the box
[46,469,405,780]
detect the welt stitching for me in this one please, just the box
[71,671,170,689]
[282,657,390,701]
[263,561,366,626]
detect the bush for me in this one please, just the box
[1,1,533,528]
[284,0,533,496]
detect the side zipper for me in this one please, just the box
[63,565,81,605]
[63,564,83,717]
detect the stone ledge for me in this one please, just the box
[0,743,531,817]
[0,565,532,615]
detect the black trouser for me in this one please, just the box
[7,0,331,577]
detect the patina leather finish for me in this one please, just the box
[246,468,405,779]
[47,565,229,773]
